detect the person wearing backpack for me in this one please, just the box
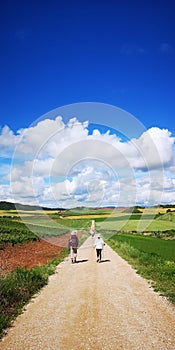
[68,230,79,263]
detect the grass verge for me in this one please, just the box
[107,234,175,304]
[0,248,69,339]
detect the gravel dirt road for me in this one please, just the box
[1,236,175,350]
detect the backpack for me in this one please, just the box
[70,235,78,248]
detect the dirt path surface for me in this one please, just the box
[1,236,175,350]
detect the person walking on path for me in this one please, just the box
[90,229,95,238]
[90,219,95,238]
[68,230,79,263]
[94,234,105,262]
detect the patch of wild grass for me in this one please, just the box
[108,235,175,304]
[0,249,68,338]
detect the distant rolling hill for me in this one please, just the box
[0,201,64,211]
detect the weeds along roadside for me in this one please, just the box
[107,233,175,304]
[0,230,88,339]
[0,248,69,339]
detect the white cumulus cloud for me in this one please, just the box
[0,116,174,208]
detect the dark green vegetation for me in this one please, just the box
[107,234,175,303]
[122,206,144,213]
[108,233,175,260]
[0,218,39,246]
[0,217,70,247]
[0,200,64,211]
[0,250,68,338]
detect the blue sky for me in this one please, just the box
[0,0,175,208]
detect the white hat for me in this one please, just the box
[71,230,77,235]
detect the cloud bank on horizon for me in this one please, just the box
[0,115,175,208]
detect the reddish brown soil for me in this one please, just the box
[0,234,72,275]
[0,232,83,275]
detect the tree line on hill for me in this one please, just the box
[0,201,174,212]
[0,201,65,211]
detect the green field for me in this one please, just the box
[0,216,70,245]
[107,233,175,303]
[108,233,175,260]
[56,207,175,234]
[95,212,175,233]
[1,208,175,246]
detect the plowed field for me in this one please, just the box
[0,234,72,274]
